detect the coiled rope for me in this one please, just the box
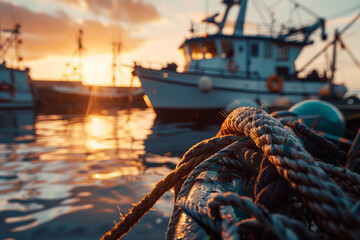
[101,107,360,240]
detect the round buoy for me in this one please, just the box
[289,99,345,137]
[225,98,259,114]
[318,83,330,97]
[273,95,291,107]
[198,76,212,93]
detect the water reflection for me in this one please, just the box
[0,107,218,240]
[145,120,219,157]
[0,109,35,151]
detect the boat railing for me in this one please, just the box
[134,60,261,80]
[185,66,262,80]
[190,21,273,38]
[134,60,170,70]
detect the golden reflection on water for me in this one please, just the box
[0,107,181,238]
[91,166,140,180]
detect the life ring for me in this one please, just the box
[0,81,14,97]
[266,75,283,93]
[227,58,239,73]
[0,81,12,91]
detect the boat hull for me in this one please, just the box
[34,81,146,113]
[135,66,328,120]
[0,66,35,109]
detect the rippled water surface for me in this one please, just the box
[0,107,219,240]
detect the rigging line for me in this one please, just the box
[295,4,302,26]
[258,0,271,13]
[324,48,330,72]
[269,0,284,11]
[342,42,360,70]
[326,3,360,20]
[252,0,271,27]
[287,7,360,30]
[286,4,297,25]
[258,0,278,25]
[288,0,320,18]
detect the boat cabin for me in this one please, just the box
[179,0,326,81]
[180,36,305,80]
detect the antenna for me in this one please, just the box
[205,0,209,33]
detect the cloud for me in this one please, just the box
[59,0,160,24]
[0,0,159,60]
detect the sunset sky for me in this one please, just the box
[1,0,360,90]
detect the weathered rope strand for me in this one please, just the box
[207,192,298,240]
[100,135,240,240]
[281,120,347,165]
[166,137,250,239]
[217,107,360,239]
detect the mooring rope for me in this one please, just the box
[100,135,241,240]
[101,107,360,240]
[215,107,360,239]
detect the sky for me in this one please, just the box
[1,0,360,90]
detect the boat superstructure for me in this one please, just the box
[0,24,35,109]
[134,0,347,119]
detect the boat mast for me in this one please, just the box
[202,0,247,35]
[77,29,83,82]
[233,0,247,36]
[0,23,22,67]
[329,30,338,88]
[112,40,122,86]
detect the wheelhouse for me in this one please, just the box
[178,0,326,81]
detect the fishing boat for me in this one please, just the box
[35,29,144,111]
[134,0,350,120]
[0,24,35,109]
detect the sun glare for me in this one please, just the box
[81,55,113,85]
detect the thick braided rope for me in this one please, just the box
[281,120,347,165]
[166,138,250,239]
[316,161,360,196]
[176,137,250,203]
[221,218,263,240]
[207,192,298,240]
[217,107,360,239]
[177,198,221,232]
[101,135,240,240]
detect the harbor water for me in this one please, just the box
[0,107,219,240]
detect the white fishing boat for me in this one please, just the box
[36,29,144,111]
[134,0,348,120]
[0,24,35,109]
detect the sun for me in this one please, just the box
[81,54,113,85]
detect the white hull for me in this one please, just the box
[53,83,144,99]
[135,67,326,111]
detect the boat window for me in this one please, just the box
[221,40,234,58]
[251,43,259,57]
[277,46,288,61]
[190,42,203,60]
[264,42,273,58]
[202,41,218,59]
